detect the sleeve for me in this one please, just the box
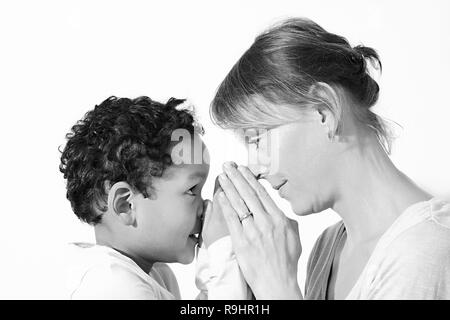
[366,222,450,300]
[71,263,158,300]
[304,230,323,297]
[195,236,253,300]
[305,221,344,299]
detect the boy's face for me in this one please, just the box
[131,134,210,264]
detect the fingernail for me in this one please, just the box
[219,173,227,181]
[224,161,237,170]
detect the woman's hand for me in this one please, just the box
[200,178,230,248]
[217,162,303,300]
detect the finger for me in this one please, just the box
[217,191,245,244]
[201,199,212,228]
[218,172,253,218]
[237,165,284,219]
[218,191,260,245]
[219,172,269,229]
[199,200,212,247]
[221,162,269,224]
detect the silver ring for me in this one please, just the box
[239,212,253,222]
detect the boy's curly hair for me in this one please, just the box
[59,96,201,225]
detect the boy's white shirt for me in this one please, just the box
[66,243,180,299]
[65,236,251,300]
[195,236,253,300]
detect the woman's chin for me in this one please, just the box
[290,201,321,216]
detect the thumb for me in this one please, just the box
[199,200,212,248]
[202,199,213,225]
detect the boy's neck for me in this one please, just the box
[95,229,154,274]
[110,246,154,274]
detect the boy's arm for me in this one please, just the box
[195,236,253,300]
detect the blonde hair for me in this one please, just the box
[211,17,392,153]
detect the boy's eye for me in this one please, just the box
[186,185,197,196]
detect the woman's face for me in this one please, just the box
[246,109,340,216]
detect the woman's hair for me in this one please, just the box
[59,96,201,225]
[211,17,391,152]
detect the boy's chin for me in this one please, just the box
[176,244,196,264]
[177,251,195,264]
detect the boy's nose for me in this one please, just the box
[198,199,210,221]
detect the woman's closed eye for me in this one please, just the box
[248,135,261,148]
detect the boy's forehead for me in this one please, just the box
[161,163,209,183]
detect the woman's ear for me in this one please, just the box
[107,181,136,226]
[308,82,342,140]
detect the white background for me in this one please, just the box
[0,0,449,299]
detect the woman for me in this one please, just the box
[207,18,450,299]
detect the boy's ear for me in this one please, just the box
[107,181,136,226]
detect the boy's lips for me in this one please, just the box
[189,224,201,242]
[188,233,200,245]
[189,219,202,240]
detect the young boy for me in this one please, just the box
[60,96,250,299]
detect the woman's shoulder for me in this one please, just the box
[387,221,450,264]
[365,202,450,299]
[383,198,450,268]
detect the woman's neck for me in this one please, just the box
[331,136,431,249]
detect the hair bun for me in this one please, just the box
[353,45,382,72]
